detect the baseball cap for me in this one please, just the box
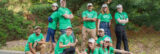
[116,4,123,8]
[87,3,93,7]
[102,4,108,8]
[52,3,58,7]
[66,26,72,29]
[98,28,104,32]
[34,26,41,30]
[88,38,95,43]
[104,37,111,42]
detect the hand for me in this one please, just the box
[109,22,111,27]
[100,41,103,44]
[92,18,96,21]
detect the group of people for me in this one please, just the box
[24,0,132,54]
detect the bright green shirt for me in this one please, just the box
[98,13,112,22]
[96,35,112,47]
[114,12,128,25]
[85,47,99,54]
[82,10,97,29]
[24,33,44,52]
[48,11,59,29]
[99,47,114,54]
[54,34,74,54]
[58,7,72,29]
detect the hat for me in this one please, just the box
[98,28,104,32]
[66,26,72,29]
[102,4,108,8]
[88,38,95,43]
[104,37,111,42]
[60,0,66,3]
[34,26,41,30]
[116,4,123,8]
[52,3,58,7]
[87,3,93,7]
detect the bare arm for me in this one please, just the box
[97,19,100,30]
[29,43,36,54]
[37,39,45,44]
[63,14,74,19]
[59,42,70,48]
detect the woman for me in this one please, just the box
[99,37,132,54]
[46,3,59,54]
[78,38,99,54]
[98,4,112,37]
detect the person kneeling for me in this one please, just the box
[54,27,78,54]
[25,26,46,54]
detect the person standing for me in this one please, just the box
[114,4,129,54]
[81,3,98,49]
[46,3,59,53]
[25,26,46,54]
[58,0,75,40]
[98,4,112,37]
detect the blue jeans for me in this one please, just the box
[99,22,111,37]
[60,29,75,41]
[46,28,56,43]
[115,24,129,54]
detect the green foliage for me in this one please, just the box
[29,4,52,22]
[0,8,31,46]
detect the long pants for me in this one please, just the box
[61,47,75,54]
[115,24,129,54]
[99,22,111,37]
[81,26,96,49]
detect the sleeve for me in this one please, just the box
[109,13,112,19]
[59,35,64,43]
[70,36,74,43]
[97,13,102,19]
[110,47,114,53]
[125,12,128,18]
[68,9,72,14]
[40,33,44,39]
[28,36,33,43]
[96,39,100,44]
[93,11,98,18]
[82,11,86,18]
[114,13,119,20]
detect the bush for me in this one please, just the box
[0,8,31,46]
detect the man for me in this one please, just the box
[25,26,46,54]
[58,0,75,40]
[54,27,78,54]
[81,3,98,49]
[96,28,112,47]
[46,3,59,53]
[114,4,129,54]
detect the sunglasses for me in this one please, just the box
[105,41,110,43]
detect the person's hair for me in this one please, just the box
[102,42,110,52]
[101,7,110,14]
[87,43,95,54]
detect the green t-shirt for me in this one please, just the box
[99,47,114,54]
[58,7,72,29]
[85,47,99,54]
[54,34,74,54]
[48,11,59,29]
[96,35,112,47]
[82,10,97,29]
[114,12,128,25]
[24,33,44,52]
[98,13,112,22]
